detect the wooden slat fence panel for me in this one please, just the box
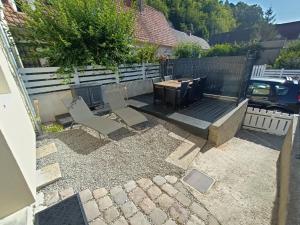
[243,107,294,135]
[252,65,300,79]
[19,63,160,95]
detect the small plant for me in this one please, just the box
[42,123,64,133]
[174,43,203,59]
[128,44,159,63]
[274,41,300,69]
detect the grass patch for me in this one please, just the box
[42,123,64,133]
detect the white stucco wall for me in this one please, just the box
[0,41,36,218]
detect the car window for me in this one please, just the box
[275,85,289,96]
[248,82,271,96]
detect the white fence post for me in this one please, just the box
[261,64,266,77]
[74,68,80,85]
[115,67,120,84]
[142,62,146,80]
[280,68,284,78]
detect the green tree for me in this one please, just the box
[20,0,135,72]
[147,0,236,39]
[274,41,300,69]
[229,3,277,41]
[265,7,276,24]
[230,2,265,29]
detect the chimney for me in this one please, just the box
[124,0,131,7]
[138,0,144,12]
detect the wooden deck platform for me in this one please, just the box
[127,94,236,139]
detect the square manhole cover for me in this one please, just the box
[183,169,215,193]
[35,194,88,225]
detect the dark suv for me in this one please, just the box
[247,77,300,114]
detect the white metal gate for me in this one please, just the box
[243,107,294,136]
[251,65,300,79]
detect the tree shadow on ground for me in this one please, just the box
[236,129,285,151]
[50,129,110,155]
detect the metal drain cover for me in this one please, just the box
[35,194,88,225]
[183,169,215,193]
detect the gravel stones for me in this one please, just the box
[93,188,108,199]
[37,117,183,193]
[124,181,136,193]
[129,212,151,225]
[153,176,166,186]
[97,196,113,211]
[129,187,147,204]
[147,185,162,200]
[120,201,138,218]
[83,200,100,222]
[41,175,217,225]
[79,189,93,203]
[139,198,156,214]
[150,208,168,225]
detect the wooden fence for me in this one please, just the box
[251,65,300,79]
[19,63,160,95]
[243,107,294,136]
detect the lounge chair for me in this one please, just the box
[66,97,124,135]
[106,89,148,127]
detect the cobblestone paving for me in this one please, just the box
[43,175,221,225]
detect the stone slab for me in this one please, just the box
[36,163,62,190]
[166,142,200,170]
[36,143,57,159]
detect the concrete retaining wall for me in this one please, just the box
[278,116,299,225]
[208,99,248,146]
[32,79,154,123]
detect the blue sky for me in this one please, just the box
[228,0,300,24]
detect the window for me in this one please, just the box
[275,85,289,96]
[0,67,10,94]
[247,82,271,96]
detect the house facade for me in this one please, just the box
[0,1,36,222]
[276,21,300,41]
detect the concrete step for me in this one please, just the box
[36,163,62,190]
[36,143,57,160]
[166,132,207,170]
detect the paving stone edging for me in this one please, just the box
[42,175,221,225]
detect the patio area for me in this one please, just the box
[35,106,284,225]
[127,94,236,138]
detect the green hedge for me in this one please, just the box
[174,43,203,59]
[204,43,261,57]
[274,41,300,69]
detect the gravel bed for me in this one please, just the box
[37,114,184,194]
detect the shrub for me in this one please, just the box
[20,0,135,73]
[129,44,159,63]
[174,43,203,59]
[204,43,261,57]
[274,41,300,69]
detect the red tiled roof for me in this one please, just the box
[134,5,177,47]
[1,1,25,27]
